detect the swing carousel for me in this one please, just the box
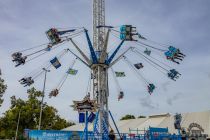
[12,26,185,96]
[11,1,185,139]
[11,25,185,136]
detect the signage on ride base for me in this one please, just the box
[71,95,98,112]
[28,130,83,140]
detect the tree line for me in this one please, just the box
[0,87,74,139]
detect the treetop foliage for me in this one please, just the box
[120,114,136,120]
[0,73,7,106]
[0,87,74,139]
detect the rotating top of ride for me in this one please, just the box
[11,24,186,97]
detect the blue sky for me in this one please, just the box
[0,0,210,122]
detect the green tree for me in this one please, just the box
[0,74,7,106]
[120,114,135,120]
[138,115,146,118]
[0,88,75,139]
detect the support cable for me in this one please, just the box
[57,58,77,90]
[138,37,171,49]
[135,41,167,52]
[24,30,84,61]
[61,30,85,40]
[110,28,121,34]
[123,56,149,85]
[111,30,163,57]
[110,30,167,55]
[111,27,169,50]
[110,67,122,93]
[132,50,167,75]
[134,47,173,69]
[31,49,69,80]
[25,48,47,57]
[32,64,51,80]
[26,41,68,63]
[109,47,133,68]
[19,43,49,53]
[67,49,90,68]
[133,48,169,73]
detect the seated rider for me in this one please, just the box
[147,84,155,95]
[19,77,27,84]
[168,46,185,62]
[12,52,22,61]
[19,77,34,87]
[134,63,144,69]
[25,77,34,87]
[168,72,176,81]
[164,50,173,58]
[139,63,143,68]
[165,50,181,64]
[47,28,62,45]
[15,56,27,67]
[168,69,181,81]
[168,46,177,53]
[12,51,27,67]
[170,69,179,75]
[169,46,185,57]
[144,48,151,56]
[49,89,59,98]
[45,45,52,51]
[118,91,124,101]
[170,69,181,79]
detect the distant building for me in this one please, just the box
[63,110,210,140]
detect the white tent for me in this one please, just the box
[63,110,210,138]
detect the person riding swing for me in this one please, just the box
[147,84,155,95]
[49,89,59,98]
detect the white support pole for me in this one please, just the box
[38,68,50,130]
[15,110,21,140]
[92,0,109,135]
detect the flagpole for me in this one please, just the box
[38,68,50,130]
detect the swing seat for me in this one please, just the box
[27,80,34,86]
[14,56,27,67]
[164,51,173,58]
[148,84,155,94]
[120,25,137,41]
[20,78,27,84]
[168,46,178,54]
[49,89,59,97]
[20,77,34,86]
[134,63,144,69]
[144,49,151,56]
[168,73,176,80]
[120,25,126,32]
[12,52,26,65]
[46,28,62,45]
[120,33,126,40]
[12,52,22,59]
[118,91,124,100]
[168,69,180,80]
[45,45,52,51]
